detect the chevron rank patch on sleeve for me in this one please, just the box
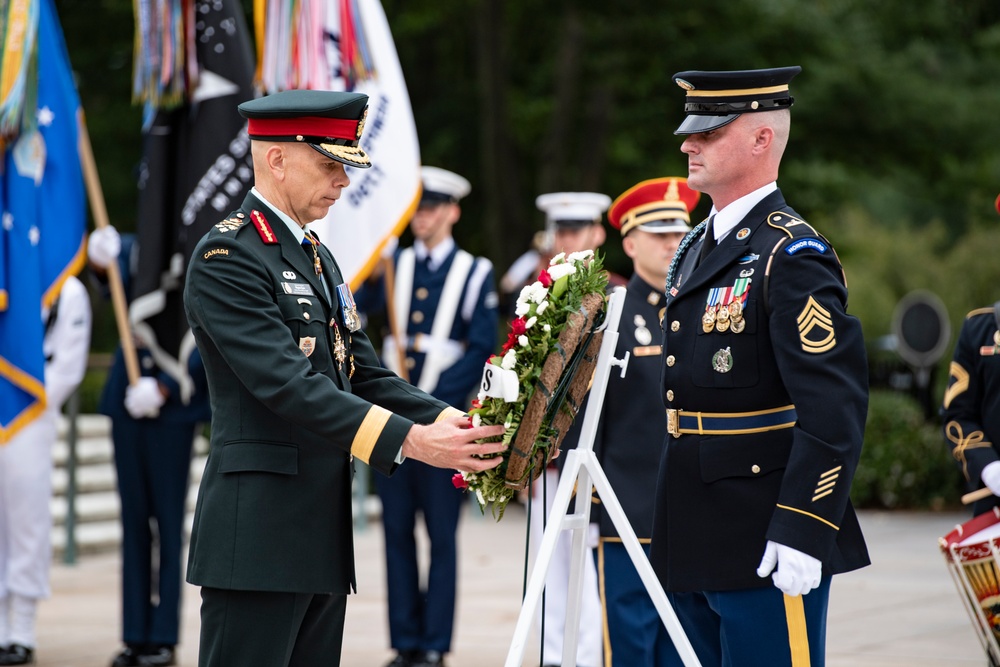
[797,295,836,353]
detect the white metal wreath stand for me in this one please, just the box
[504,287,702,667]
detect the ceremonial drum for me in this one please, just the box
[940,507,1000,665]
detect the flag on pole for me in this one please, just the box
[128,0,255,400]
[0,0,87,442]
[257,0,421,290]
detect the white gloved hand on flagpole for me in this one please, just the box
[124,377,166,419]
[87,226,121,269]
[756,540,822,597]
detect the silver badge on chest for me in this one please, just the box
[634,314,652,346]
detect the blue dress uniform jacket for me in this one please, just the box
[183,192,455,595]
[594,273,669,540]
[360,244,499,408]
[943,305,1000,515]
[650,189,870,592]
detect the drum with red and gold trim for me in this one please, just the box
[940,507,1000,664]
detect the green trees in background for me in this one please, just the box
[59,0,1000,490]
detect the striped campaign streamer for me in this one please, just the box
[0,0,39,137]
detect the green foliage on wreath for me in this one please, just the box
[460,251,608,519]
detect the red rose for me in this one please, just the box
[511,317,528,336]
[452,473,469,489]
[501,332,518,353]
[538,269,553,287]
[470,399,482,410]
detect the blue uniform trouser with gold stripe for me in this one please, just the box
[600,541,681,666]
[666,576,831,667]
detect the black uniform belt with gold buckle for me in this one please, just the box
[666,405,797,438]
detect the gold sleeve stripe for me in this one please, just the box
[351,405,393,464]
[812,489,833,502]
[783,593,812,667]
[943,361,970,409]
[819,465,842,480]
[436,406,466,423]
[814,480,837,494]
[776,503,840,531]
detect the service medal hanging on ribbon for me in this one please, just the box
[336,283,362,332]
[703,278,751,334]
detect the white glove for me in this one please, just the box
[124,377,166,419]
[982,461,1000,495]
[756,540,822,597]
[587,523,600,549]
[87,226,121,269]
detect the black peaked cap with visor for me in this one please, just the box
[673,66,801,135]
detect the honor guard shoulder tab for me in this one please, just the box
[762,211,842,315]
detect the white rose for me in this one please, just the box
[525,316,537,329]
[518,335,529,347]
[502,349,517,370]
[477,389,486,402]
[476,489,486,505]
[528,281,547,304]
[514,301,531,316]
[536,300,549,315]
[550,252,566,264]
[543,324,551,332]
[472,413,482,428]
[568,249,593,262]
[547,262,576,281]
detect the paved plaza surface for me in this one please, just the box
[33,507,993,666]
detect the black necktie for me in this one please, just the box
[698,215,717,265]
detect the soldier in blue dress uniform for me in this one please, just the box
[943,197,1000,517]
[87,228,211,667]
[944,299,1000,515]
[649,67,870,666]
[358,166,499,667]
[593,176,699,666]
[181,90,506,667]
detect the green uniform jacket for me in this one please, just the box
[183,192,460,595]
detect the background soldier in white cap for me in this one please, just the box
[650,67,869,666]
[182,90,506,667]
[359,166,499,667]
[528,191,613,667]
[593,176,699,667]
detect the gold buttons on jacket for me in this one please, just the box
[415,287,429,300]
[671,321,680,332]
[751,465,761,474]
[303,312,311,320]
[666,355,676,367]
[666,390,674,401]
[411,311,424,324]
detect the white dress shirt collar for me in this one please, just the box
[709,181,778,242]
[414,237,455,272]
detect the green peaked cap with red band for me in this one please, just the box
[239,89,372,169]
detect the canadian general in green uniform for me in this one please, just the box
[182,90,505,667]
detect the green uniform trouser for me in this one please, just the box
[198,587,347,667]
